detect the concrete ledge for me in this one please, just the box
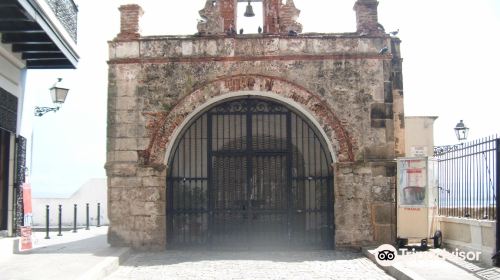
[438,216,495,228]
[438,215,495,266]
[77,247,131,280]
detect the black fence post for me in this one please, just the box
[97,203,101,227]
[86,203,90,230]
[495,138,500,266]
[73,204,77,233]
[44,205,50,239]
[57,205,62,236]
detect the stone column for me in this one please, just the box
[219,0,236,31]
[117,4,144,40]
[353,0,381,35]
[263,0,281,34]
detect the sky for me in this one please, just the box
[22,0,500,197]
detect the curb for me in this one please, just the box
[363,247,425,280]
[77,247,131,280]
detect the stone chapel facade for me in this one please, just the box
[106,0,405,250]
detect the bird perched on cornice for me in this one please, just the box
[390,29,399,36]
[258,26,262,34]
[226,25,237,36]
[239,28,244,35]
[379,46,389,55]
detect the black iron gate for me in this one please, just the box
[434,136,500,265]
[167,98,333,249]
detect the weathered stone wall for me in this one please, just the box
[106,1,404,249]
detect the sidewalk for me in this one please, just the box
[0,226,129,280]
[3,228,500,280]
[364,246,500,280]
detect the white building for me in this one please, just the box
[0,0,79,237]
[32,178,108,227]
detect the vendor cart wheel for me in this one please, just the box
[396,238,407,249]
[433,230,443,248]
[420,238,428,250]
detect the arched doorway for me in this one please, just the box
[167,97,334,249]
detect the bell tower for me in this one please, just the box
[197,0,302,35]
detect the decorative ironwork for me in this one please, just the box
[45,0,78,42]
[34,106,60,117]
[167,98,334,249]
[0,87,18,133]
[433,144,464,156]
[210,99,288,114]
[15,136,27,236]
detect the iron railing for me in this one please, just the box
[14,136,27,236]
[435,136,499,221]
[44,0,78,42]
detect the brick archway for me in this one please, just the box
[140,74,355,166]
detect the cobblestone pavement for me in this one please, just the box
[106,250,394,280]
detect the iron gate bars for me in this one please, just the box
[167,98,333,249]
[435,136,498,221]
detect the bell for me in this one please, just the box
[244,1,255,17]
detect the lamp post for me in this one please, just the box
[434,120,470,156]
[34,78,69,117]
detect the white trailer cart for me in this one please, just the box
[396,157,442,249]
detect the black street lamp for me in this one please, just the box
[34,78,69,117]
[434,120,470,156]
[454,120,469,141]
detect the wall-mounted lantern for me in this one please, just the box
[34,78,69,117]
[454,120,469,141]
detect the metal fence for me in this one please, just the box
[434,136,499,221]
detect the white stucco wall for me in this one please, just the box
[405,116,438,157]
[32,178,108,227]
[0,45,23,96]
[0,38,26,134]
[438,216,495,266]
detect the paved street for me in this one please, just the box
[105,250,394,280]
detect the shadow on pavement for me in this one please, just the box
[119,249,368,267]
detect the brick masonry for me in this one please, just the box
[106,0,404,250]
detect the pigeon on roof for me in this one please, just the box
[379,46,389,55]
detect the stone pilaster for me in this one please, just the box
[219,0,237,32]
[263,0,281,34]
